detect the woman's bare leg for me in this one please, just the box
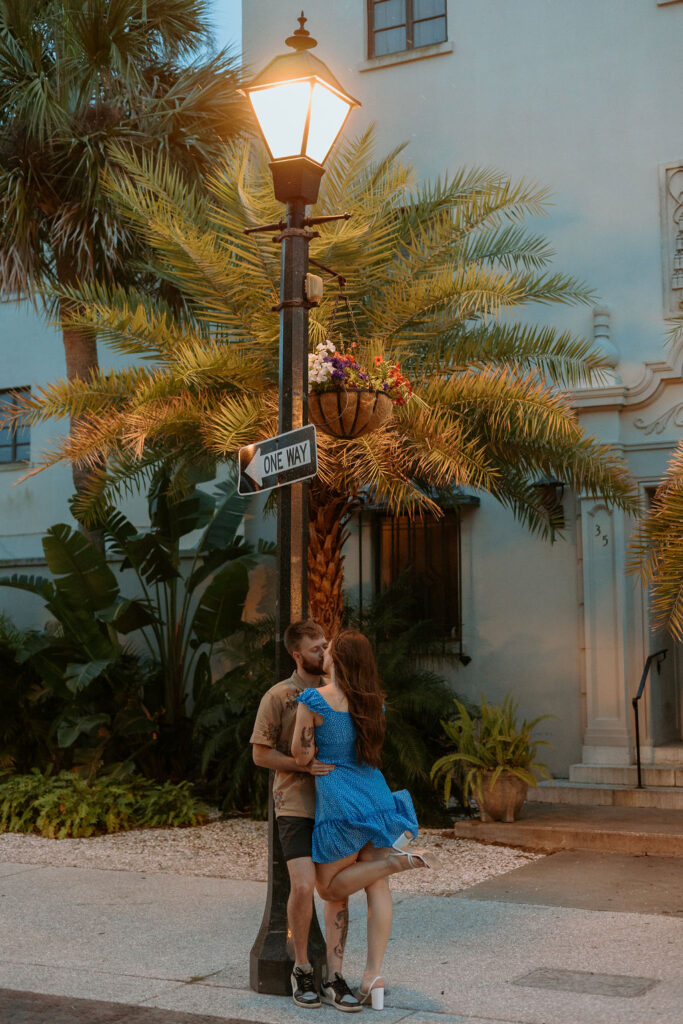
[315,850,361,907]
[362,876,392,995]
[315,838,420,901]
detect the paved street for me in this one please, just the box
[0,990,249,1024]
[0,853,681,1024]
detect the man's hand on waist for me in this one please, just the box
[306,758,335,775]
[252,743,335,775]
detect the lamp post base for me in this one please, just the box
[249,777,326,995]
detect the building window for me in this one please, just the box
[0,388,30,464]
[367,1,447,59]
[373,508,461,642]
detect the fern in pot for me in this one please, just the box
[431,695,553,823]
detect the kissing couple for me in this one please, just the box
[251,619,435,1012]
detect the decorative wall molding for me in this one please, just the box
[572,332,683,413]
[634,401,683,435]
[659,161,683,317]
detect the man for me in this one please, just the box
[251,620,361,1013]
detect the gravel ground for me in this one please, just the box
[0,819,540,896]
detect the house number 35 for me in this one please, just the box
[594,523,609,546]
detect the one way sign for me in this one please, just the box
[238,424,318,495]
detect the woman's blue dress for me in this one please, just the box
[297,687,419,864]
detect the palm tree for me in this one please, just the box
[0,0,247,492]
[629,316,683,639]
[3,131,638,631]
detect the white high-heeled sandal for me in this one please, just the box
[391,831,415,853]
[358,975,384,1010]
[390,833,438,869]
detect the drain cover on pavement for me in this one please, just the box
[512,968,659,998]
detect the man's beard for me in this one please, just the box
[300,654,324,676]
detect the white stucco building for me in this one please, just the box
[1,1,683,798]
[240,0,683,796]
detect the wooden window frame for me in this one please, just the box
[367,0,448,60]
[356,505,462,652]
[0,387,30,464]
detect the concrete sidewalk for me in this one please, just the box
[0,853,681,1024]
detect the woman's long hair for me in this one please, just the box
[330,630,385,768]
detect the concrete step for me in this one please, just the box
[534,779,683,810]
[653,741,683,765]
[569,763,683,786]
[452,801,683,856]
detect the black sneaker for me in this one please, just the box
[291,966,321,1009]
[320,972,362,1013]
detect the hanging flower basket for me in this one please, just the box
[308,340,413,440]
[309,388,393,439]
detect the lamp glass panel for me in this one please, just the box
[305,83,351,164]
[249,81,311,159]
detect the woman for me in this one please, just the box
[292,629,434,1010]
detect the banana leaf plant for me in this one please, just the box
[0,472,268,777]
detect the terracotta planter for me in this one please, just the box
[474,771,528,823]
[308,389,393,439]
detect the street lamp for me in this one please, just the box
[244,12,359,997]
[244,12,359,205]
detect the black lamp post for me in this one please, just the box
[243,13,359,996]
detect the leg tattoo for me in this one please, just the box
[333,905,349,958]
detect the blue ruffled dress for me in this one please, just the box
[297,687,419,864]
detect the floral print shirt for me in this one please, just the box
[250,671,317,819]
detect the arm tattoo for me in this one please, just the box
[333,906,349,958]
[300,725,314,750]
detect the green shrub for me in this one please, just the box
[0,615,60,773]
[0,473,266,781]
[0,768,208,838]
[192,620,275,819]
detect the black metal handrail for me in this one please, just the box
[632,649,667,788]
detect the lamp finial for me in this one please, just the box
[286,10,317,51]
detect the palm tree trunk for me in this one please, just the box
[307,478,354,638]
[56,256,99,499]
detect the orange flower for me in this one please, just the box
[374,355,383,364]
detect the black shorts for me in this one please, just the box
[277,815,314,862]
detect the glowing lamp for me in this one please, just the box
[243,13,360,204]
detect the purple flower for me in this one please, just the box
[331,369,346,381]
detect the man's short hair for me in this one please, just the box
[284,619,325,655]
